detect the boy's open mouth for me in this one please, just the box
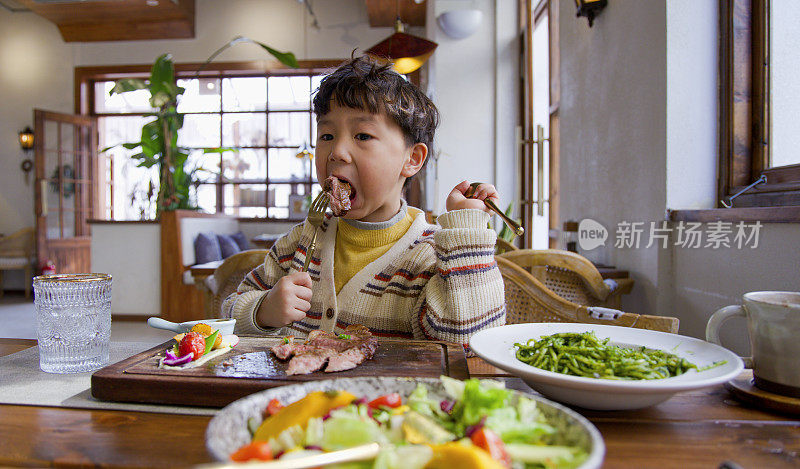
[324,175,355,216]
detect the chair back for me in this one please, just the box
[498,249,632,307]
[495,237,519,255]
[496,255,678,333]
[211,249,270,318]
[0,227,35,259]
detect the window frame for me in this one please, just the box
[719,0,800,209]
[75,59,342,221]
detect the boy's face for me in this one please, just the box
[315,103,426,222]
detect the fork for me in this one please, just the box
[466,182,524,237]
[301,191,330,272]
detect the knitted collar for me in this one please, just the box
[342,199,408,231]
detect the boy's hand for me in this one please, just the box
[445,180,499,213]
[255,271,312,328]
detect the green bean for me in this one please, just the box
[513,332,722,380]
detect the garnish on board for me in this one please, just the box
[159,323,239,369]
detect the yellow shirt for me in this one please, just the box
[333,207,417,294]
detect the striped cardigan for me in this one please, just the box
[222,208,506,351]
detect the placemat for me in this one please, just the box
[0,343,217,416]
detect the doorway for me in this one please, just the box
[521,0,559,249]
[34,110,97,274]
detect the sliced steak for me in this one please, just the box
[270,324,378,375]
[323,176,352,217]
[286,348,334,375]
[325,347,367,372]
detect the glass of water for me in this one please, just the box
[33,273,112,373]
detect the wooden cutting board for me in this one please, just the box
[91,336,468,408]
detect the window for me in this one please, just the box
[78,61,340,220]
[719,0,800,208]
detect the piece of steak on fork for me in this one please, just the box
[323,176,351,217]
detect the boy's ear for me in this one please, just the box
[401,143,428,178]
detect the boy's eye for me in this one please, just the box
[318,134,333,141]
[355,133,372,141]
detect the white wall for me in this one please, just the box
[91,223,161,315]
[559,0,800,355]
[424,0,519,220]
[559,0,667,315]
[665,0,718,210]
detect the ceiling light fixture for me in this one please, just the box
[366,1,437,75]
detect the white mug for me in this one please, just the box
[706,291,800,397]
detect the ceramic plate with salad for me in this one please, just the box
[205,376,604,468]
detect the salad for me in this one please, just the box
[230,377,589,468]
[159,323,239,368]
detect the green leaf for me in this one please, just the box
[252,41,299,68]
[121,142,142,150]
[150,54,175,91]
[202,147,235,154]
[203,331,219,355]
[109,79,148,95]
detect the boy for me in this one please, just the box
[222,57,505,351]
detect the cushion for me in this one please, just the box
[231,231,250,251]
[217,234,241,259]
[194,232,222,264]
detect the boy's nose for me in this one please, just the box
[328,142,352,163]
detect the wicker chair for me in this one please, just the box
[209,249,270,318]
[495,238,519,255]
[496,251,678,333]
[0,227,36,298]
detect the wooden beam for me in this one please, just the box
[17,0,195,42]
[365,0,426,27]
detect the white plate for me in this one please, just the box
[205,376,605,468]
[470,323,744,410]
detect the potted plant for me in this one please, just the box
[109,41,297,217]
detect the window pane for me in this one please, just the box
[225,183,270,216]
[268,76,311,110]
[98,115,156,149]
[769,0,800,168]
[177,78,221,113]
[195,183,217,213]
[268,148,312,182]
[222,113,266,147]
[188,149,219,183]
[222,149,266,180]
[223,77,267,111]
[178,114,221,148]
[268,112,311,147]
[94,81,155,113]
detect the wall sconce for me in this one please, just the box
[437,9,483,39]
[19,127,34,151]
[18,126,34,183]
[575,0,607,27]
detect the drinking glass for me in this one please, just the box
[34,273,112,373]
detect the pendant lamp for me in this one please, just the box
[366,17,437,75]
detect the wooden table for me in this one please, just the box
[2,338,799,468]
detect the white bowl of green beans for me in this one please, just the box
[470,323,744,410]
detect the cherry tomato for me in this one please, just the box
[230,441,273,462]
[470,427,512,468]
[368,393,402,409]
[178,332,205,361]
[266,398,283,416]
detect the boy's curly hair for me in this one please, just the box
[313,56,439,154]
